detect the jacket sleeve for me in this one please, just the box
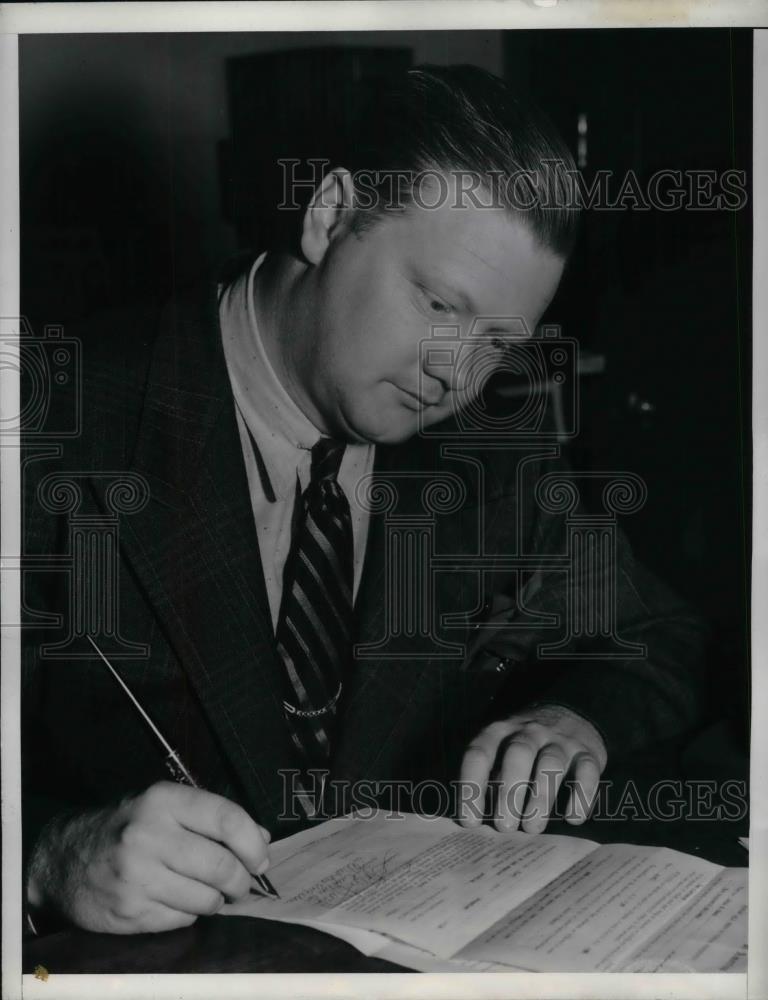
[475,444,712,759]
[19,303,157,931]
[20,452,80,934]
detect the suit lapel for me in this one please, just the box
[332,437,477,786]
[86,282,516,814]
[88,284,295,823]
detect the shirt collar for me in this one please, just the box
[220,253,321,499]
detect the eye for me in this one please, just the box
[418,285,456,318]
[486,335,512,359]
[487,334,527,357]
[428,297,452,315]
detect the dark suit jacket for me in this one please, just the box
[21,278,710,881]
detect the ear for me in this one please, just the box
[300,167,355,265]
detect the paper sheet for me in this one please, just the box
[222,811,747,972]
[621,868,748,972]
[458,842,723,971]
[370,938,530,972]
[224,811,597,958]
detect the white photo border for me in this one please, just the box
[1,4,765,999]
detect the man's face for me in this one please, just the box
[291,182,566,445]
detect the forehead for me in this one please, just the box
[375,180,564,319]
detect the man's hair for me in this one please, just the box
[341,64,580,258]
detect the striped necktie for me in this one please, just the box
[276,438,353,778]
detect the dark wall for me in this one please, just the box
[509,30,752,729]
[19,31,502,323]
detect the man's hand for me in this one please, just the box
[27,781,272,934]
[458,705,607,833]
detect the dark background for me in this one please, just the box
[19,29,752,746]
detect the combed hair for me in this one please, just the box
[344,65,580,258]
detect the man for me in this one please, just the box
[21,65,708,935]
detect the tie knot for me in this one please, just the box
[311,438,346,484]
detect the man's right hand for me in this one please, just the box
[27,781,272,934]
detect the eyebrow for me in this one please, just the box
[417,268,477,313]
[418,269,520,334]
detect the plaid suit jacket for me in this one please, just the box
[21,279,710,872]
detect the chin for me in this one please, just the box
[336,402,417,446]
[351,417,419,446]
[376,428,419,445]
[354,426,414,446]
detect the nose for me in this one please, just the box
[421,348,460,399]
[418,369,451,406]
[422,345,480,400]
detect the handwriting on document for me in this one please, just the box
[221,811,746,972]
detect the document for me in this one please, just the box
[222,810,747,972]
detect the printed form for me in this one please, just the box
[223,810,747,972]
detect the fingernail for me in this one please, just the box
[255,858,269,875]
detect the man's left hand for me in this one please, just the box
[458,705,607,833]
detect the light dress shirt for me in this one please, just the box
[218,253,375,630]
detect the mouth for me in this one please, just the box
[397,386,443,410]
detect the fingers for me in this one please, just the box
[140,903,199,934]
[521,743,568,834]
[96,874,203,934]
[565,752,602,824]
[143,783,271,877]
[112,900,199,935]
[493,737,536,832]
[460,713,606,834]
[458,722,509,827]
[158,829,252,901]
[144,862,227,916]
[47,785,271,935]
